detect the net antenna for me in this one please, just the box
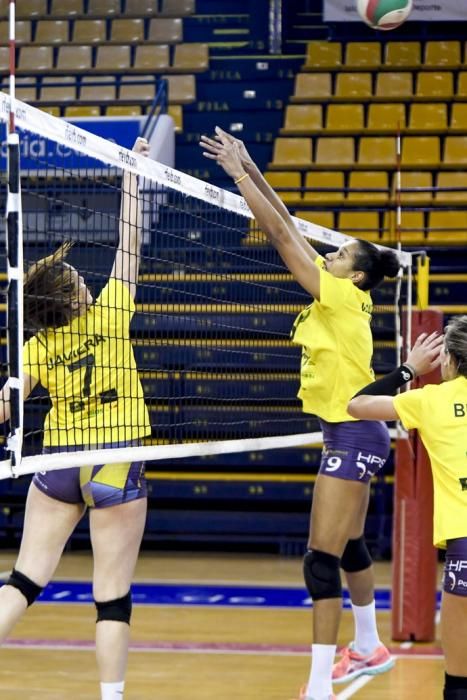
[395,123,413,369]
[5,0,25,471]
[0,94,413,480]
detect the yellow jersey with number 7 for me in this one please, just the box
[23,278,151,447]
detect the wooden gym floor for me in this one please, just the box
[0,552,444,699]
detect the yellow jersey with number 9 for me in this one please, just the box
[290,256,375,422]
[23,278,151,447]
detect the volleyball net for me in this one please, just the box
[0,92,413,479]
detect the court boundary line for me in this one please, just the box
[336,675,375,699]
[2,639,445,659]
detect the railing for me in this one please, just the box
[269,0,282,55]
[141,77,168,141]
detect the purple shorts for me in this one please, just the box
[443,538,467,597]
[318,419,391,484]
[33,442,147,509]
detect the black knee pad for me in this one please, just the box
[444,673,467,699]
[341,536,372,573]
[95,590,132,625]
[6,568,43,607]
[303,549,342,602]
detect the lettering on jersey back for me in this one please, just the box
[46,334,106,370]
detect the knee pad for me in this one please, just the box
[303,550,342,602]
[6,568,43,607]
[95,590,132,625]
[341,536,372,573]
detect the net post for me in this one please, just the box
[391,309,443,641]
[6,130,24,475]
[5,1,23,475]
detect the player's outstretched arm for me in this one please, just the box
[0,373,38,424]
[200,127,319,263]
[110,137,150,300]
[348,332,443,420]
[203,130,321,299]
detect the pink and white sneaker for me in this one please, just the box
[332,642,395,684]
[289,686,336,700]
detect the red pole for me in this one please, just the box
[392,309,442,641]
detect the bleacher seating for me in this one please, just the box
[269,35,467,248]
[325,104,365,133]
[347,171,389,205]
[50,0,83,16]
[345,42,381,70]
[398,171,433,204]
[0,0,206,118]
[338,211,380,241]
[367,103,406,132]
[281,104,323,134]
[264,172,302,203]
[382,211,426,242]
[302,171,345,205]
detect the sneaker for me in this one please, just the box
[332,642,395,684]
[289,687,336,700]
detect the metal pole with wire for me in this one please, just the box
[394,124,406,365]
[6,0,24,474]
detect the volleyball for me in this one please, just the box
[357,0,413,30]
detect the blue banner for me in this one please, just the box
[0,579,442,609]
[0,117,141,171]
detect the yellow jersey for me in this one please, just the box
[290,256,375,422]
[394,376,467,548]
[23,277,151,447]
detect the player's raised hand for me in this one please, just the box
[132,136,150,157]
[200,127,245,180]
[406,331,444,377]
[199,132,223,160]
[213,127,253,169]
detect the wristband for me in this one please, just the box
[353,363,416,398]
[403,362,416,378]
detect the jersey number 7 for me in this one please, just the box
[68,354,118,413]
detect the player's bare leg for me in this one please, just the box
[0,483,84,642]
[309,475,371,640]
[90,497,147,694]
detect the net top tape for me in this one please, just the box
[0,427,405,480]
[0,92,412,267]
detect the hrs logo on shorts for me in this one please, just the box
[445,559,467,593]
[323,450,384,480]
